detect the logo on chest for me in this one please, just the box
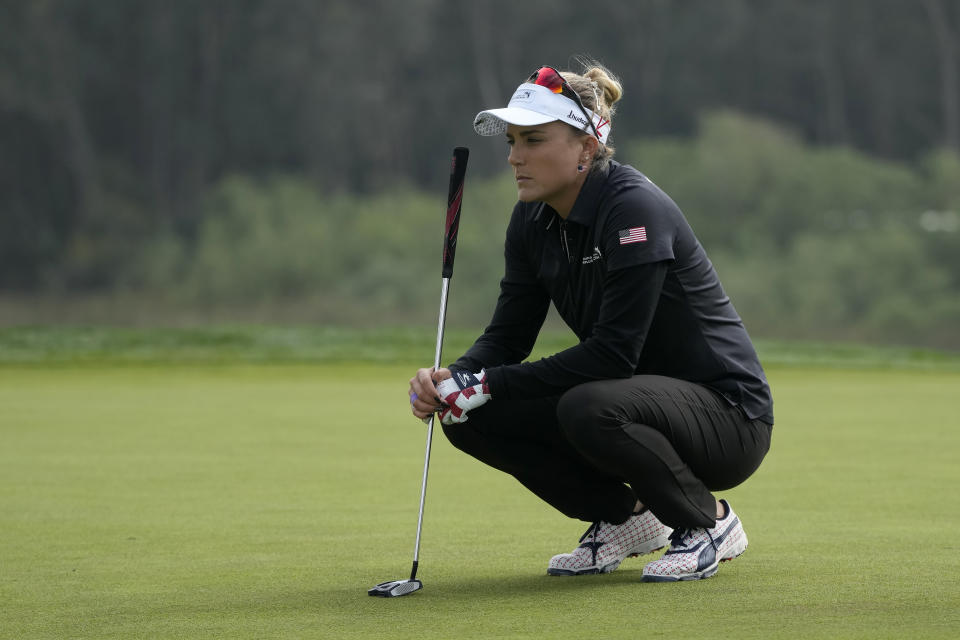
[582,246,603,265]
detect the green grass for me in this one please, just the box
[2,325,960,371]
[1,331,959,638]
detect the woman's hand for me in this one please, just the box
[437,370,491,425]
[409,367,452,420]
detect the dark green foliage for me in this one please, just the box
[96,113,958,348]
[2,3,960,348]
[624,112,960,347]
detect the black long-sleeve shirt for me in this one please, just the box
[451,161,774,424]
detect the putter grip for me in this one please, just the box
[442,147,469,278]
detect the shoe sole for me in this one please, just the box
[640,539,747,582]
[547,562,619,576]
[547,536,670,577]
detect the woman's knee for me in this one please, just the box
[440,405,496,454]
[440,421,469,451]
[556,383,617,449]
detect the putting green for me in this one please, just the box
[1,363,957,638]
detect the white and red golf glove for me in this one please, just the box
[436,369,491,425]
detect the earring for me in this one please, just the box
[577,164,585,173]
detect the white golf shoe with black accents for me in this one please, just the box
[640,499,747,582]
[547,509,672,576]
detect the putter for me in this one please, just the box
[368,146,469,598]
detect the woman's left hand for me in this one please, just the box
[408,367,452,420]
[436,369,491,425]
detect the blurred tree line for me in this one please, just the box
[108,111,955,347]
[1,1,958,347]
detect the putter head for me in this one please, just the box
[368,579,423,597]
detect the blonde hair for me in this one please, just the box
[560,61,623,170]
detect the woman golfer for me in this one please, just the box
[409,62,773,582]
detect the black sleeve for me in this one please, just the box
[484,261,668,399]
[451,208,551,372]
[450,281,550,372]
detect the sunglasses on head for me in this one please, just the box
[528,66,602,141]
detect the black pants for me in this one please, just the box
[442,375,771,529]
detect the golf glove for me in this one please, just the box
[437,369,491,425]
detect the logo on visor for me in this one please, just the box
[567,110,589,127]
[512,89,534,102]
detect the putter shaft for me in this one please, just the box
[410,276,450,581]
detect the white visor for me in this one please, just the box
[473,83,611,145]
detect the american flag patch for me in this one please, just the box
[619,226,647,244]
